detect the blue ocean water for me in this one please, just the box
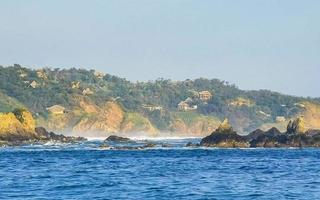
[1,139,320,200]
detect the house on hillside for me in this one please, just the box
[46,105,66,114]
[94,71,105,79]
[71,81,80,89]
[36,69,47,79]
[82,88,94,95]
[228,97,253,107]
[276,116,286,122]
[142,104,163,112]
[198,91,212,101]
[258,110,271,117]
[178,101,197,111]
[184,97,193,104]
[29,81,39,88]
[178,101,190,111]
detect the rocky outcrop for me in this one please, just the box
[287,116,305,134]
[105,135,131,142]
[200,119,249,148]
[35,127,86,143]
[0,109,86,146]
[200,118,320,148]
[249,117,318,147]
[0,109,37,142]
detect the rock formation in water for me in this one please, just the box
[287,116,306,134]
[105,135,131,142]
[200,119,249,148]
[200,117,320,148]
[0,109,86,146]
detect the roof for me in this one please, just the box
[199,90,212,95]
[178,101,189,106]
[29,81,38,88]
[46,105,66,112]
[185,97,193,103]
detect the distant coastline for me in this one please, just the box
[1,64,320,140]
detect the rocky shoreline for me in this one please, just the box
[0,109,86,146]
[0,127,86,147]
[200,118,320,148]
[2,108,320,149]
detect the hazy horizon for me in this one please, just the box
[0,0,319,97]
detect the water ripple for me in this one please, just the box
[1,140,320,199]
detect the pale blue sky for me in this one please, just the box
[0,0,319,97]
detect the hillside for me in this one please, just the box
[0,64,319,137]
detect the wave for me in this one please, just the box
[128,136,201,141]
[86,137,107,141]
[85,135,201,141]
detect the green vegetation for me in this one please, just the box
[0,64,318,133]
[123,113,150,128]
[0,92,26,113]
[175,111,220,126]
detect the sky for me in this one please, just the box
[0,0,319,97]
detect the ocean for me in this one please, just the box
[1,138,320,200]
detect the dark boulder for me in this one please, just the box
[305,129,320,136]
[186,142,200,147]
[143,143,157,148]
[248,126,320,148]
[161,143,173,148]
[245,129,265,141]
[200,119,249,148]
[35,127,86,143]
[105,135,131,142]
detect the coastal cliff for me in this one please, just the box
[0,109,85,146]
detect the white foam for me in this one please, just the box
[127,136,201,141]
[86,137,107,141]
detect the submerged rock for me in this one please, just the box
[161,143,172,148]
[143,143,157,148]
[105,135,131,142]
[99,143,110,149]
[185,142,200,147]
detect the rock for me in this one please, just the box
[267,127,282,136]
[245,129,265,141]
[200,119,249,148]
[105,135,131,142]
[35,127,86,143]
[305,129,320,136]
[217,118,233,132]
[99,143,110,149]
[199,119,320,148]
[287,116,306,134]
[185,142,200,147]
[0,109,37,142]
[143,143,157,148]
[248,126,320,148]
[161,143,172,148]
